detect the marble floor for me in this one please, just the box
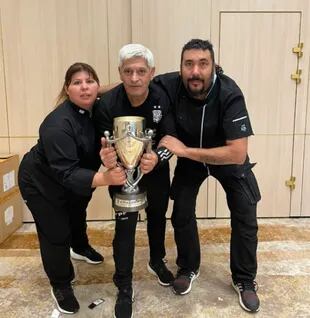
[1,218,310,318]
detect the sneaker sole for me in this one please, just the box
[51,288,77,314]
[232,282,260,312]
[113,289,135,318]
[147,263,171,286]
[173,271,200,295]
[114,313,133,318]
[70,249,103,265]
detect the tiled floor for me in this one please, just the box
[1,218,310,317]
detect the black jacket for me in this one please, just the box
[22,100,101,198]
[153,71,255,177]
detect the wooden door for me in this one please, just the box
[301,114,310,216]
[213,11,301,217]
[0,12,9,153]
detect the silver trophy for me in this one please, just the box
[104,116,153,212]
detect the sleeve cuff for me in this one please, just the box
[155,146,173,168]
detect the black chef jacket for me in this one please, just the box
[27,99,101,198]
[153,71,255,177]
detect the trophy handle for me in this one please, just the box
[127,129,153,188]
[144,129,153,153]
[104,131,112,146]
[127,166,143,189]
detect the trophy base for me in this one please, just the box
[113,191,148,212]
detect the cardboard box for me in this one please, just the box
[0,188,23,244]
[0,154,19,198]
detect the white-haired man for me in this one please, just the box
[93,44,176,318]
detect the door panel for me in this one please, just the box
[216,135,294,217]
[301,136,310,216]
[1,0,109,137]
[0,13,8,137]
[216,12,300,217]
[131,0,212,217]
[132,0,211,74]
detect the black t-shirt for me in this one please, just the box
[92,82,176,149]
[29,100,101,197]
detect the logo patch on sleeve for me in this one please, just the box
[240,124,247,132]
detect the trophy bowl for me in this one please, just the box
[104,116,153,212]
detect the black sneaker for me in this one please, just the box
[70,246,104,264]
[232,280,260,312]
[51,286,80,314]
[172,269,199,295]
[147,259,174,286]
[114,287,135,318]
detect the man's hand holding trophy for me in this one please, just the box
[100,116,156,212]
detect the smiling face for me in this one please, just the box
[119,57,155,104]
[181,49,214,100]
[65,71,99,110]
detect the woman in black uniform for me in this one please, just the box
[18,62,126,314]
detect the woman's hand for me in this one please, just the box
[103,167,127,186]
[92,166,126,187]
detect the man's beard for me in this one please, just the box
[184,71,214,99]
[186,79,208,98]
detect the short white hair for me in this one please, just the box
[119,43,155,68]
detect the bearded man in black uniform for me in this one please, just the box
[92,44,176,318]
[156,39,261,313]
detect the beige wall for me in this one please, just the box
[0,0,309,220]
[0,0,131,221]
[131,0,310,218]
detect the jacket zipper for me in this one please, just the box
[200,104,210,175]
[199,74,217,176]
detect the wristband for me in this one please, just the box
[155,146,173,167]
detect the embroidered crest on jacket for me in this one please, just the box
[152,105,162,123]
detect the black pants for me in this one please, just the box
[170,160,260,282]
[18,154,90,288]
[110,163,170,289]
